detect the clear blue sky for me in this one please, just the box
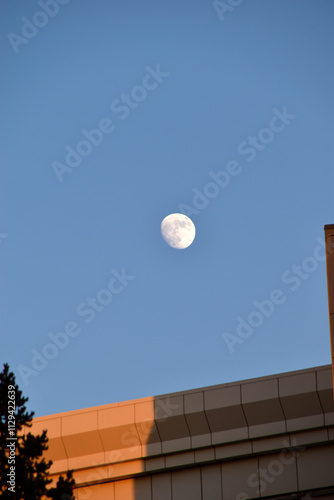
[1,0,333,417]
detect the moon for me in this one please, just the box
[161,213,196,249]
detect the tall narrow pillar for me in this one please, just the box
[324,224,334,395]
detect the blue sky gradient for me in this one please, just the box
[1,0,333,416]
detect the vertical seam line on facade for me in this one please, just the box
[202,390,213,448]
[182,394,193,453]
[277,376,288,435]
[239,383,250,440]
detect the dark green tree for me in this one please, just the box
[0,363,75,499]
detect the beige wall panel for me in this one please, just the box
[290,428,329,447]
[280,393,323,420]
[206,406,246,432]
[211,424,248,445]
[136,420,161,455]
[76,485,92,500]
[161,436,191,454]
[242,398,284,425]
[30,416,62,438]
[152,472,172,500]
[286,414,324,433]
[135,400,161,455]
[258,451,298,497]
[62,430,104,457]
[109,459,143,479]
[317,368,333,395]
[115,478,135,500]
[185,411,211,439]
[134,476,152,500]
[98,405,143,459]
[77,481,115,500]
[248,420,286,438]
[145,456,165,473]
[201,463,222,500]
[195,447,215,463]
[61,411,105,468]
[63,432,105,469]
[184,392,204,412]
[98,424,142,460]
[104,448,140,466]
[297,445,334,490]
[185,392,211,446]
[157,420,191,454]
[99,404,135,428]
[134,400,155,423]
[279,372,317,396]
[252,434,290,454]
[205,389,249,440]
[45,437,68,461]
[155,414,190,442]
[205,385,240,410]
[172,468,201,500]
[29,417,68,472]
[154,395,183,420]
[242,378,279,403]
[154,396,190,454]
[62,411,98,435]
[215,440,252,460]
[73,465,109,486]
[165,451,195,468]
[191,432,212,448]
[221,457,259,499]
[205,384,247,435]
[43,437,69,473]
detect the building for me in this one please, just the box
[31,225,334,499]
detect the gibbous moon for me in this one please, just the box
[161,213,196,249]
